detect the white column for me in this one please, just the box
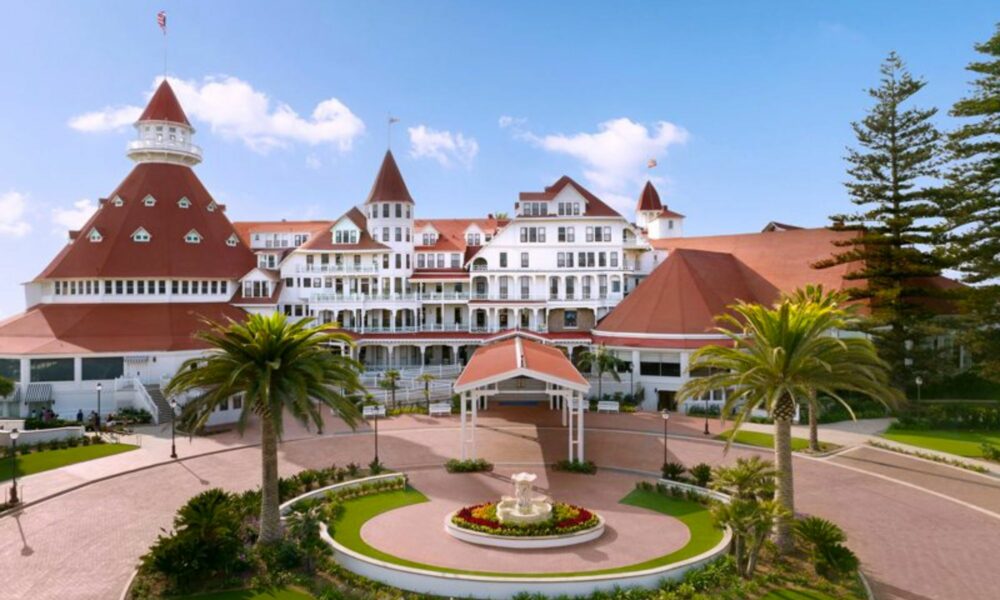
[567,393,575,461]
[577,392,585,462]
[460,390,468,460]
[561,393,567,426]
[419,345,426,367]
[471,392,478,460]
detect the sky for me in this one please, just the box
[0,1,996,317]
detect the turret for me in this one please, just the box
[126,80,202,166]
[364,151,415,294]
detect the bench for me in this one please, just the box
[429,402,452,417]
[362,405,386,418]
[596,401,620,414]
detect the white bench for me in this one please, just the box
[596,401,620,414]
[362,405,386,418]
[429,402,452,417]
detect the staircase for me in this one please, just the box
[144,384,173,425]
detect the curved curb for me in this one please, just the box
[444,511,606,549]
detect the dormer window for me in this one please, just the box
[88,228,103,243]
[207,201,217,212]
[177,197,191,209]
[185,229,203,244]
[142,195,156,207]
[111,196,124,207]
[132,227,151,243]
[226,234,239,247]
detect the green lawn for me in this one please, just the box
[175,588,313,600]
[761,589,839,600]
[880,429,1000,458]
[0,443,137,482]
[717,429,815,451]
[328,485,723,577]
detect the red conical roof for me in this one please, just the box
[365,151,414,204]
[138,80,191,126]
[37,163,255,279]
[637,181,663,212]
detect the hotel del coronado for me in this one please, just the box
[0,81,898,425]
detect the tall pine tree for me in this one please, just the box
[817,52,946,389]
[940,24,1000,382]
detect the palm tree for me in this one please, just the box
[575,345,623,401]
[710,456,776,501]
[678,287,900,552]
[380,370,401,409]
[165,313,363,545]
[416,372,436,412]
[0,376,13,400]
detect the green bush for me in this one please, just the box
[794,515,858,580]
[117,407,154,424]
[444,458,494,473]
[368,458,384,475]
[661,461,686,481]
[894,402,1000,431]
[689,463,713,487]
[553,459,597,474]
[980,443,1000,462]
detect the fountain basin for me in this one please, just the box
[444,509,605,549]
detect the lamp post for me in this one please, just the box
[169,398,178,459]
[95,382,102,433]
[661,410,670,465]
[373,411,380,465]
[9,428,19,505]
[703,395,711,435]
[915,376,923,403]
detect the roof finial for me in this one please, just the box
[387,114,400,150]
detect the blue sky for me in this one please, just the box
[0,1,996,316]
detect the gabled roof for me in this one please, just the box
[518,176,622,217]
[454,335,589,393]
[762,221,803,232]
[299,207,388,251]
[595,249,777,337]
[413,218,504,253]
[0,303,247,355]
[231,220,332,246]
[365,150,414,204]
[138,80,191,127]
[37,162,256,279]
[637,181,663,212]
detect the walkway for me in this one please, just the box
[0,409,997,600]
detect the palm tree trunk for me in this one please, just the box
[258,415,282,545]
[773,414,795,553]
[808,402,820,452]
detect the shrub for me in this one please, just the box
[816,543,860,579]
[346,462,360,477]
[368,458,384,475]
[67,436,79,447]
[445,458,494,473]
[661,461,686,481]
[80,436,91,446]
[794,515,858,580]
[117,407,154,425]
[90,435,105,445]
[553,459,597,474]
[689,463,713,487]
[981,443,1000,462]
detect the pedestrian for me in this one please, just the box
[76,409,84,423]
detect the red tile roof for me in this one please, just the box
[37,163,257,279]
[518,176,622,218]
[0,303,246,355]
[138,80,191,126]
[454,335,588,392]
[231,220,332,246]
[365,150,413,204]
[637,181,663,212]
[298,207,388,252]
[414,218,505,254]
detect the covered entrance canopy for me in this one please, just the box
[453,335,590,462]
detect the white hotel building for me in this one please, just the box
[0,80,892,421]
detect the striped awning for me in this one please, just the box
[24,383,52,404]
[124,355,151,364]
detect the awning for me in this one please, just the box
[124,355,152,363]
[454,335,589,394]
[24,383,53,404]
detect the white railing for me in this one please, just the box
[127,138,202,158]
[132,377,162,425]
[418,293,470,301]
[297,265,380,274]
[310,293,422,304]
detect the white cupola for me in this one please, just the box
[126,80,202,167]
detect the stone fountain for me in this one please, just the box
[496,472,553,525]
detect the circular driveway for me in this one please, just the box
[1,408,999,599]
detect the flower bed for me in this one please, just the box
[450,501,600,537]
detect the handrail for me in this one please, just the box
[132,378,162,425]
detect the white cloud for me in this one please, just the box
[69,76,366,154]
[519,118,689,213]
[408,125,479,168]
[52,198,96,231]
[498,115,526,129]
[68,106,142,133]
[0,191,31,237]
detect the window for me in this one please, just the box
[668,220,674,230]
[132,227,151,243]
[207,201,217,212]
[499,252,508,268]
[185,229,203,244]
[0,358,20,382]
[382,254,390,269]
[563,310,578,328]
[394,227,401,242]
[417,254,426,268]
[382,203,389,218]
[111,195,124,207]
[520,252,529,268]
[557,227,575,242]
[466,233,481,246]
[382,227,389,241]
[520,276,530,299]
[406,205,411,218]
[519,227,546,243]
[557,252,565,268]
[30,358,74,382]
[565,277,575,299]
[422,233,436,245]
[451,253,461,268]
[639,352,682,377]
[499,277,509,299]
[395,203,402,218]
[610,252,619,267]
[82,357,124,380]
[522,202,549,216]
[294,233,308,245]
[226,234,239,247]
[437,254,445,268]
[599,252,607,267]
[243,281,270,298]
[334,230,358,244]
[142,195,156,207]
[88,228,103,243]
[585,227,594,242]
[395,254,402,269]
[177,197,191,208]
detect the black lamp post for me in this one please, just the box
[704,395,711,435]
[661,410,670,464]
[95,382,102,433]
[373,411,380,464]
[169,398,178,459]
[915,376,923,403]
[9,428,20,505]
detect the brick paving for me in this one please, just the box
[0,409,998,599]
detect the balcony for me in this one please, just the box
[126,139,203,163]
[297,264,379,274]
[310,292,422,304]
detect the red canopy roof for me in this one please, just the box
[0,303,246,355]
[454,335,589,393]
[365,151,414,204]
[37,162,257,279]
[138,80,191,126]
[637,181,663,212]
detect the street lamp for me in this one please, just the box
[373,411,380,465]
[95,382,102,434]
[703,395,711,436]
[169,398,178,459]
[9,428,19,505]
[661,410,670,465]
[915,376,923,403]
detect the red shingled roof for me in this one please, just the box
[298,207,388,251]
[138,80,191,126]
[231,220,332,246]
[454,335,588,392]
[37,163,257,279]
[365,151,413,204]
[518,176,622,218]
[637,181,663,212]
[0,303,247,355]
[414,218,505,253]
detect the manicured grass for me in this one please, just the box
[880,428,1000,458]
[761,589,839,600]
[0,443,137,482]
[328,485,723,577]
[176,588,314,600]
[717,429,813,451]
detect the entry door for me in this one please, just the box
[657,390,677,411]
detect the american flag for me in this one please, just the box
[157,11,167,34]
[647,158,658,169]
